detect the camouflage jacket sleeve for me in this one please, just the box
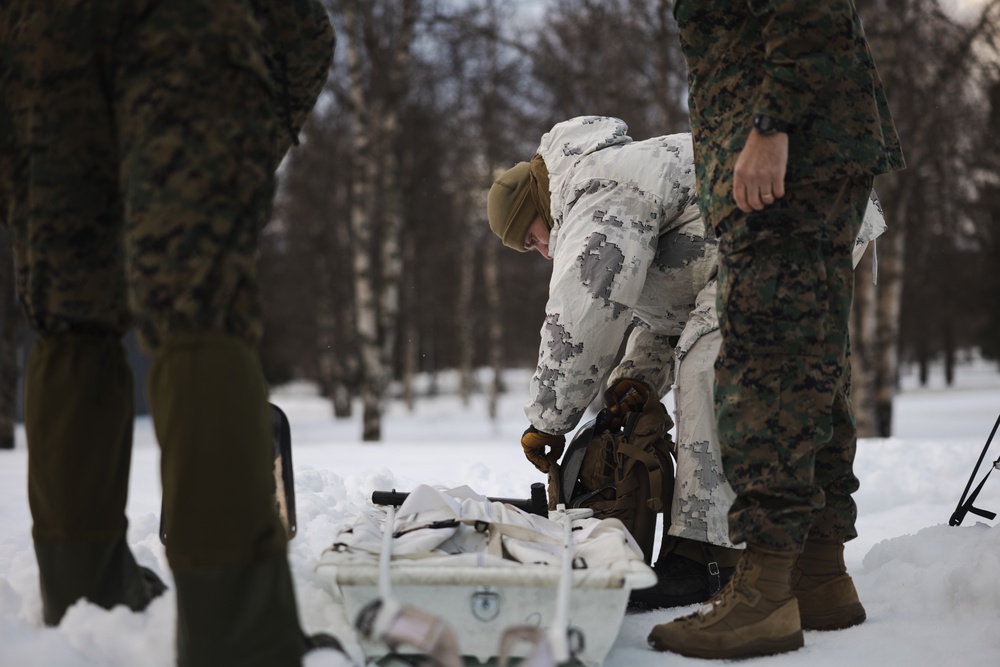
[525,176,664,435]
[608,328,677,397]
[259,0,334,148]
[745,0,859,128]
[675,0,905,197]
[525,123,716,435]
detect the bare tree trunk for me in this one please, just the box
[330,263,358,418]
[943,322,956,387]
[873,197,907,437]
[456,199,477,407]
[483,235,503,421]
[858,0,1000,436]
[312,153,355,418]
[0,329,20,449]
[315,275,336,397]
[315,268,355,418]
[343,0,419,440]
[345,0,383,441]
[354,213,382,440]
[375,0,416,427]
[0,233,21,450]
[401,235,418,411]
[851,245,877,437]
[377,117,405,417]
[651,0,689,133]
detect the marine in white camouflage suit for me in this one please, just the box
[488,116,738,607]
[487,116,886,609]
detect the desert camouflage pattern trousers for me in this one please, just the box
[714,176,872,552]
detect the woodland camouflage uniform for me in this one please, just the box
[675,0,905,557]
[0,1,333,665]
[648,0,905,659]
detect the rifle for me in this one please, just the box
[372,482,549,517]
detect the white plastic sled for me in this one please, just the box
[315,484,656,667]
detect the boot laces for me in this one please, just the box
[690,551,754,619]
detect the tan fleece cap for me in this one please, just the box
[487,162,537,252]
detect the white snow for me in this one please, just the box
[1,359,999,667]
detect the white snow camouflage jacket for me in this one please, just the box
[525,116,713,435]
[524,116,887,436]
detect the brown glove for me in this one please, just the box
[604,378,653,430]
[521,426,565,474]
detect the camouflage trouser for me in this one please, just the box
[0,0,291,349]
[714,176,872,552]
[669,325,741,550]
[1,3,332,650]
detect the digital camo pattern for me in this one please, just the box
[523,116,889,437]
[522,118,886,550]
[653,192,881,551]
[0,0,332,350]
[853,189,886,269]
[715,178,871,551]
[525,117,718,436]
[673,0,905,242]
[674,0,904,551]
[668,295,741,549]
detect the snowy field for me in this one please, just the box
[1,359,999,666]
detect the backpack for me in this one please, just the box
[549,392,675,564]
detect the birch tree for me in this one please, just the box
[422,0,542,414]
[341,0,418,440]
[534,0,689,137]
[854,0,1000,435]
[978,76,1000,366]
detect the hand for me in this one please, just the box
[604,378,652,429]
[521,427,565,473]
[733,130,788,213]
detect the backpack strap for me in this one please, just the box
[615,441,665,512]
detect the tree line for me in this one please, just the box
[2,0,999,446]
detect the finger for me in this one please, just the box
[609,381,633,401]
[525,450,549,473]
[772,179,786,200]
[733,181,752,213]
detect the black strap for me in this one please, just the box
[949,411,1000,526]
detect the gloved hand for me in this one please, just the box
[604,378,653,430]
[521,426,565,474]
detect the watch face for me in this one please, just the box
[755,114,776,135]
[754,114,789,135]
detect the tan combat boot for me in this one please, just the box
[647,545,803,659]
[792,540,866,630]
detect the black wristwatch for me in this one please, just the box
[753,114,791,136]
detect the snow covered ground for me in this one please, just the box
[1,359,999,666]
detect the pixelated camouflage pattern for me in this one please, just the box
[257,0,335,144]
[663,192,884,550]
[525,117,717,435]
[522,117,889,551]
[0,0,332,350]
[673,0,905,242]
[668,298,741,549]
[714,178,870,551]
[853,190,885,269]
